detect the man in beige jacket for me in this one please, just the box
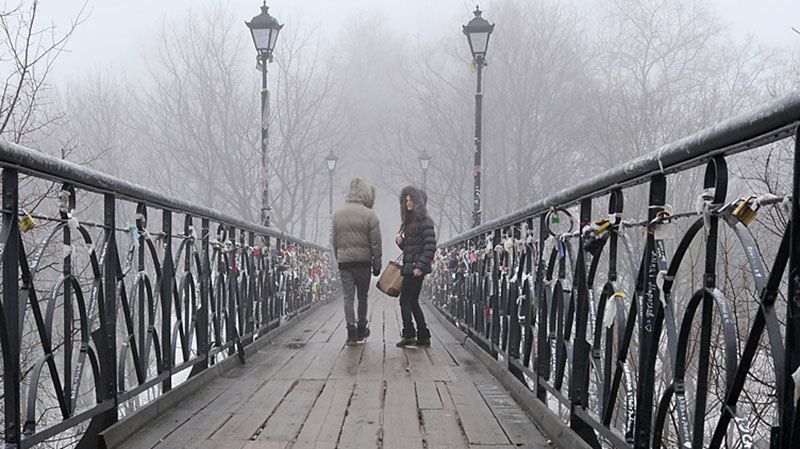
[332,178,382,345]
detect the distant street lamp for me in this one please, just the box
[246,1,283,227]
[418,150,431,191]
[325,151,338,215]
[463,5,494,227]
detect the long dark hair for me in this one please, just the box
[399,185,427,231]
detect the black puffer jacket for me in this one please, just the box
[398,186,436,275]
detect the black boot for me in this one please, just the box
[346,325,358,346]
[396,329,416,347]
[416,328,431,347]
[357,323,370,342]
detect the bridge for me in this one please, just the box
[1,90,799,449]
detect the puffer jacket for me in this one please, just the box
[332,178,382,271]
[398,186,436,275]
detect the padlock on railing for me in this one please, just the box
[19,211,37,233]
[732,196,758,226]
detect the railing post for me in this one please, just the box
[634,174,667,449]
[782,127,800,447]
[161,210,173,391]
[2,168,21,447]
[246,231,256,339]
[198,218,210,370]
[62,185,74,414]
[535,215,549,402]
[521,217,534,365]
[570,198,600,447]
[490,230,501,348]
[103,193,118,422]
[509,223,522,358]
[261,235,269,326]
[227,227,237,356]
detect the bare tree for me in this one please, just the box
[269,17,344,240]
[0,0,85,145]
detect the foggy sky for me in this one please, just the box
[42,0,800,86]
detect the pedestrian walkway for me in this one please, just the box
[117,288,550,449]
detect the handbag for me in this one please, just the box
[377,257,403,297]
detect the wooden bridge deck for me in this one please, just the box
[118,288,550,449]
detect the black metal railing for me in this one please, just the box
[430,91,800,449]
[0,141,333,448]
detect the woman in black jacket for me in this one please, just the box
[394,186,436,347]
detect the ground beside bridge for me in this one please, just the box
[117,287,551,449]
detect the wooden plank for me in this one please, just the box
[275,303,339,345]
[301,341,343,380]
[384,306,411,381]
[242,441,289,449]
[356,306,384,379]
[306,303,344,343]
[256,380,325,442]
[151,348,298,449]
[423,303,462,344]
[294,380,354,449]
[436,381,456,410]
[407,345,450,381]
[442,344,495,384]
[209,379,295,441]
[476,383,549,447]
[415,380,442,409]
[421,409,469,449]
[118,380,233,449]
[445,381,510,446]
[273,342,330,380]
[329,342,364,379]
[337,380,383,449]
[383,380,424,449]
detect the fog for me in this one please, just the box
[3,0,800,252]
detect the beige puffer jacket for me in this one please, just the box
[332,178,382,270]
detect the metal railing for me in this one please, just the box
[0,141,334,448]
[430,91,800,448]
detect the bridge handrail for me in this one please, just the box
[0,140,333,448]
[432,91,800,448]
[0,140,326,251]
[443,90,800,246]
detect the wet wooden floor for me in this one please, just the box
[118,287,550,449]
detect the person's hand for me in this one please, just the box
[395,235,404,249]
[413,268,423,277]
[372,266,381,277]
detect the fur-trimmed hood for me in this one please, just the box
[399,185,428,221]
[346,177,376,209]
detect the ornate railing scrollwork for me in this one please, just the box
[0,141,333,448]
[430,91,800,448]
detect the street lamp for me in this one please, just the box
[418,150,431,191]
[463,5,494,227]
[246,1,283,227]
[324,151,338,215]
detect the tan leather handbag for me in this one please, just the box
[376,259,403,297]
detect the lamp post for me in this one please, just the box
[246,1,283,227]
[418,150,431,191]
[324,151,338,215]
[463,5,494,227]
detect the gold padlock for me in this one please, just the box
[733,198,758,226]
[595,219,611,235]
[19,213,37,232]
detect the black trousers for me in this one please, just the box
[399,274,429,339]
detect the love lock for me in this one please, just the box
[733,197,758,226]
[19,212,37,233]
